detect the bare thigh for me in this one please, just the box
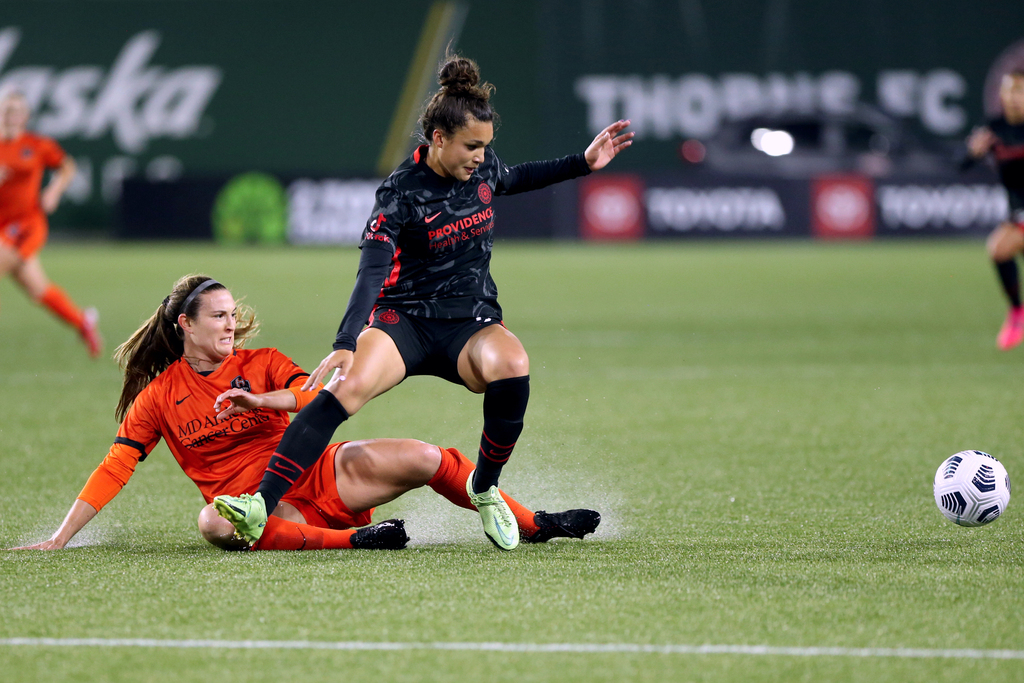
[325,328,408,414]
[987,222,1024,261]
[0,244,20,279]
[334,439,441,513]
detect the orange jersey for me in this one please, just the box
[77,348,322,512]
[0,132,65,221]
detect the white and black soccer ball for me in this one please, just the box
[933,450,1011,527]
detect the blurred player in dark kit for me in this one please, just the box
[967,71,1024,350]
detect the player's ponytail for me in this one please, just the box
[420,51,498,141]
[113,274,259,422]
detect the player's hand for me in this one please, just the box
[9,537,66,550]
[40,185,62,214]
[967,126,996,159]
[585,119,634,171]
[213,388,264,421]
[303,349,354,390]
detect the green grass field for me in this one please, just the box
[1,241,1023,682]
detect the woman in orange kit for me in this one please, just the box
[13,274,599,551]
[0,89,101,357]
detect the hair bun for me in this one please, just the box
[438,57,480,93]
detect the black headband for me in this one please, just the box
[177,279,222,318]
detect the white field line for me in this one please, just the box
[0,638,1022,660]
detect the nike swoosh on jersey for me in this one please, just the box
[175,395,191,405]
[424,212,443,223]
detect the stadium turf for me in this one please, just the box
[1,241,1022,682]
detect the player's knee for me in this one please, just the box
[17,274,47,300]
[0,248,21,277]
[407,440,443,482]
[988,224,1023,261]
[330,375,375,415]
[490,355,529,381]
[987,232,1005,259]
[386,440,441,487]
[197,504,245,550]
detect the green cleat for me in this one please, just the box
[465,472,519,551]
[213,492,268,545]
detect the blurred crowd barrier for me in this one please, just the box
[119,167,1006,243]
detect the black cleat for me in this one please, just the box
[523,509,601,543]
[350,519,409,549]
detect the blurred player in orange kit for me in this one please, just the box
[0,89,101,357]
[11,275,599,552]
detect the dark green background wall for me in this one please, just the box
[0,0,1020,228]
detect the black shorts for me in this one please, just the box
[368,307,503,385]
[1009,188,1024,225]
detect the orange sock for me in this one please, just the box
[252,515,355,550]
[39,284,84,329]
[428,446,539,536]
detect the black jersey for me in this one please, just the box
[357,145,591,320]
[988,117,1024,213]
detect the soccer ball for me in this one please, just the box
[933,450,1011,526]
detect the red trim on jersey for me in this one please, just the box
[994,143,1024,162]
[367,305,378,325]
[383,246,403,289]
[413,145,427,164]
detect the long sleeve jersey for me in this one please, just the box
[334,145,591,350]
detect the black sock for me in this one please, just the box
[995,259,1022,308]
[258,390,348,513]
[474,375,530,493]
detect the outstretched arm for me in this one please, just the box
[12,394,160,550]
[10,427,151,550]
[10,499,98,550]
[584,119,634,171]
[213,388,298,421]
[40,157,76,214]
[966,126,996,159]
[959,126,996,171]
[496,120,633,196]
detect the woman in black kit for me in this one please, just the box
[967,70,1024,350]
[214,54,632,550]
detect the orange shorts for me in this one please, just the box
[0,212,48,260]
[281,442,375,530]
